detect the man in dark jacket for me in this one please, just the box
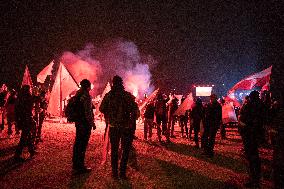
[168,96,179,138]
[202,94,222,157]
[144,101,155,140]
[72,79,96,174]
[100,75,138,179]
[155,93,169,142]
[191,98,204,148]
[239,90,265,188]
[34,91,48,142]
[14,85,36,161]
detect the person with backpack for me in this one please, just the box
[72,79,96,174]
[99,75,138,180]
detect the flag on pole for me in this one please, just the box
[174,93,194,116]
[228,66,272,94]
[21,65,33,89]
[139,88,159,112]
[101,125,110,165]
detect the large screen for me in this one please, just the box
[196,87,212,96]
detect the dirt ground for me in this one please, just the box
[0,120,273,189]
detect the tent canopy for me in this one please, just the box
[47,62,79,116]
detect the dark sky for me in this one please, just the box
[0,1,282,94]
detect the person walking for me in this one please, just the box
[190,98,204,148]
[202,94,222,157]
[100,75,138,180]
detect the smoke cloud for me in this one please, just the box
[60,39,156,98]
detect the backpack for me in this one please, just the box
[64,95,81,122]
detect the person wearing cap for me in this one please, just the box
[100,75,138,179]
[202,94,222,157]
[72,79,96,174]
[239,90,265,188]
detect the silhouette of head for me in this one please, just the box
[80,79,91,90]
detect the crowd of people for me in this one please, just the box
[0,76,283,188]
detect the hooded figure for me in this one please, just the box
[100,75,138,179]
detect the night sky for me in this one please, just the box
[0,1,282,94]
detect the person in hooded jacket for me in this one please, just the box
[100,75,138,179]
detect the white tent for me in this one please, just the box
[37,61,54,83]
[47,62,79,116]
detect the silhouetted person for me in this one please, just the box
[191,98,204,148]
[72,79,96,174]
[14,85,36,161]
[143,101,155,140]
[168,96,179,138]
[155,93,169,142]
[239,90,265,188]
[34,91,48,142]
[6,89,19,135]
[0,88,8,132]
[100,75,138,179]
[202,94,222,157]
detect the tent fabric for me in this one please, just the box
[174,93,194,116]
[37,61,54,83]
[228,66,272,94]
[47,63,79,116]
[21,65,33,88]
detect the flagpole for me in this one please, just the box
[59,64,62,122]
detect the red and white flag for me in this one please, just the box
[228,66,272,94]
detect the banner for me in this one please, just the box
[228,66,272,94]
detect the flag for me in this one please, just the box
[21,65,33,88]
[174,93,194,116]
[101,125,110,165]
[228,66,272,94]
[139,88,159,112]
